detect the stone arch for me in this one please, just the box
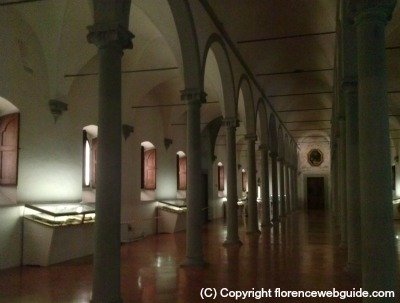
[278,125,285,159]
[256,98,269,147]
[202,33,236,118]
[290,139,296,166]
[237,74,256,135]
[168,0,202,89]
[284,133,290,162]
[269,114,278,154]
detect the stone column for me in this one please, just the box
[223,118,241,245]
[288,166,293,212]
[181,89,206,266]
[259,144,271,227]
[291,166,295,211]
[355,3,398,298]
[270,152,279,223]
[245,134,259,233]
[293,155,299,210]
[343,81,361,275]
[330,142,338,215]
[285,164,291,214]
[87,23,133,303]
[278,158,286,217]
[338,117,347,248]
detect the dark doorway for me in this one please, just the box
[202,173,209,223]
[307,177,325,210]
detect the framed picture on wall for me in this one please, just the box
[307,149,323,167]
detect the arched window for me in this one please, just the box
[177,151,187,190]
[0,113,19,185]
[83,125,98,188]
[141,141,156,190]
[217,162,224,191]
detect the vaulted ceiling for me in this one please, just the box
[208,0,400,146]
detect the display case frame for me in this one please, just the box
[24,203,95,227]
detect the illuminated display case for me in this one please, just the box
[24,203,95,226]
[157,200,187,233]
[23,203,95,266]
[157,200,187,213]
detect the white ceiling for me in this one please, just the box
[208,0,400,145]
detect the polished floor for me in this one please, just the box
[0,211,399,303]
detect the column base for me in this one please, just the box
[180,257,208,268]
[345,262,361,277]
[223,239,243,246]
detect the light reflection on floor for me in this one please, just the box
[0,212,399,303]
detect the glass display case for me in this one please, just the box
[24,203,95,226]
[157,200,187,233]
[23,202,95,266]
[157,200,187,214]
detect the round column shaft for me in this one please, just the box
[285,165,291,213]
[259,144,271,227]
[245,134,259,233]
[338,118,347,248]
[343,81,361,275]
[87,24,133,303]
[223,118,241,245]
[181,89,206,266]
[279,159,286,217]
[355,5,398,300]
[270,152,279,223]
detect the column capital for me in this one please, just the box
[277,157,285,164]
[222,117,239,128]
[180,89,207,105]
[244,133,257,142]
[87,23,134,49]
[270,151,278,159]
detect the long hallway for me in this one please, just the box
[2,211,397,303]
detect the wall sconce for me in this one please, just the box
[164,138,173,150]
[122,124,134,140]
[49,99,68,122]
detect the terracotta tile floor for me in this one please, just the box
[0,211,399,303]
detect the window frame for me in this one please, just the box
[177,155,187,190]
[141,146,157,190]
[217,164,224,191]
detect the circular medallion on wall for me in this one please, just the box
[307,149,323,167]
